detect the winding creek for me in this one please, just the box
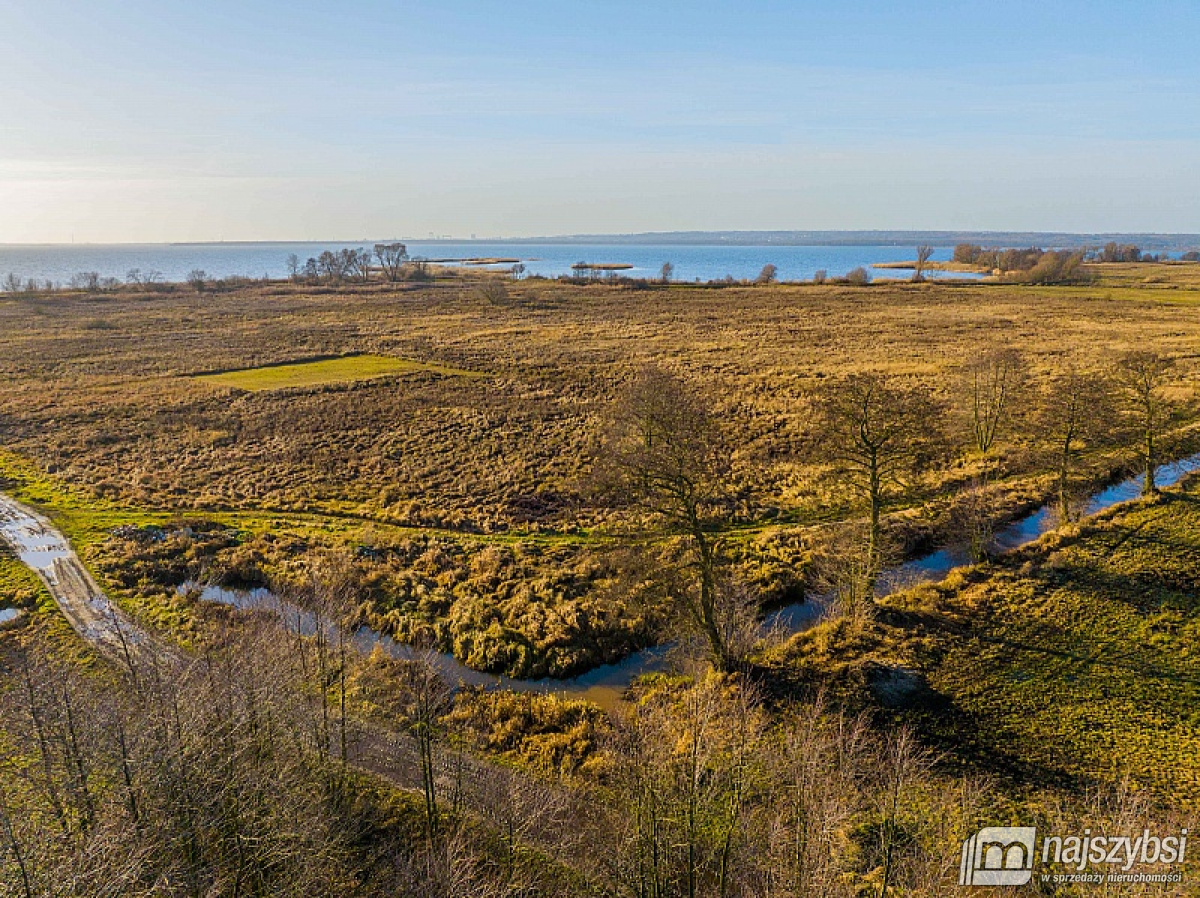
[3,455,1200,706]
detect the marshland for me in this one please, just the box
[2,254,1200,896]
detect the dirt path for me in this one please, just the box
[0,492,161,667]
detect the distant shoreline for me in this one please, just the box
[872,260,992,273]
[3,230,1198,253]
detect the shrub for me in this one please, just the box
[1021,250,1091,285]
[846,266,871,286]
[477,281,509,305]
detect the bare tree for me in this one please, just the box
[408,258,432,281]
[964,348,1025,457]
[392,652,455,841]
[595,368,747,670]
[186,269,208,292]
[756,263,778,285]
[846,266,871,286]
[69,271,101,291]
[762,700,872,897]
[1038,367,1113,521]
[605,675,767,898]
[1114,351,1176,495]
[374,242,408,282]
[949,476,996,563]
[660,261,674,284]
[812,374,942,597]
[317,250,348,283]
[872,727,933,898]
[286,253,301,280]
[477,280,509,305]
[353,247,373,283]
[125,268,163,287]
[912,245,934,281]
[808,521,881,618]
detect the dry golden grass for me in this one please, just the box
[1087,260,1200,291]
[2,269,1199,675]
[870,260,991,273]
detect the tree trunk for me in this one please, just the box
[689,507,727,669]
[866,451,882,599]
[1144,419,1158,496]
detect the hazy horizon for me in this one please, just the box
[4,228,1200,250]
[3,0,1199,243]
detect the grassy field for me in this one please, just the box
[1,265,1198,677]
[4,271,1197,527]
[775,476,1200,807]
[0,549,46,614]
[1088,260,1200,291]
[196,353,482,391]
[924,485,1200,803]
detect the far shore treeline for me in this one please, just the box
[3,239,1199,295]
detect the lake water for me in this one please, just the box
[0,242,982,286]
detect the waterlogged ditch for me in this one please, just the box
[4,455,1200,707]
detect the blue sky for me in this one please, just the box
[2,0,1198,241]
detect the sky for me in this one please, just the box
[1,0,1199,243]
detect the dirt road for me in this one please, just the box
[0,492,161,667]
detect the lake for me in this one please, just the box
[0,241,982,286]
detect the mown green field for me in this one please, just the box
[196,353,481,391]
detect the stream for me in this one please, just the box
[3,456,1198,705]
[179,454,1200,708]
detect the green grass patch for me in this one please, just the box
[906,487,1200,804]
[195,354,482,391]
[0,551,46,612]
[772,480,1200,807]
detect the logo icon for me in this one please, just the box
[959,827,1037,886]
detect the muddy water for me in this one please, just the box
[0,494,153,660]
[0,496,85,635]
